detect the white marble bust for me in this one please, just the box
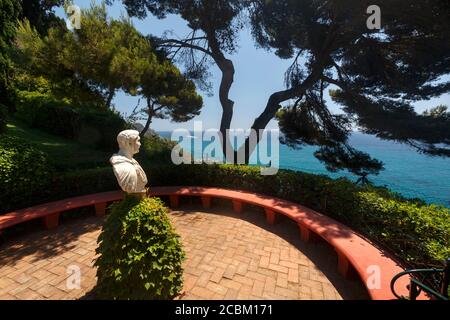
[110,130,148,194]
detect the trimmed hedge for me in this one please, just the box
[0,167,117,213]
[14,91,126,151]
[0,161,448,268]
[94,196,185,300]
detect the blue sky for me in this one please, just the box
[56,1,450,132]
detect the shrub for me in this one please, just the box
[76,108,127,151]
[353,192,450,264]
[0,135,51,211]
[0,103,7,133]
[94,196,185,300]
[14,90,126,151]
[0,166,117,214]
[15,91,73,134]
[138,134,177,165]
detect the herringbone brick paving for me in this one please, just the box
[0,204,368,300]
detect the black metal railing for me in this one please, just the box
[390,258,450,300]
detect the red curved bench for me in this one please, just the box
[0,186,420,300]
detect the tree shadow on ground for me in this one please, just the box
[0,208,103,267]
[1,195,369,300]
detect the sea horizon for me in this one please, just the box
[156,130,450,207]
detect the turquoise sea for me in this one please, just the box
[158,131,450,207]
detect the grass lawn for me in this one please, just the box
[5,119,110,170]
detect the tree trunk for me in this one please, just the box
[106,87,115,109]
[140,115,153,137]
[238,65,325,163]
[207,33,236,163]
[140,99,154,137]
[218,59,235,163]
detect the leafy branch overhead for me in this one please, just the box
[8,0,450,178]
[113,0,450,177]
[13,2,203,135]
[117,0,247,155]
[244,0,450,175]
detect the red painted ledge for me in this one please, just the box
[0,186,425,300]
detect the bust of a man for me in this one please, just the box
[110,130,148,194]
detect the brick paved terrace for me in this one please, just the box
[0,201,369,300]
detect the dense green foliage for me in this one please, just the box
[0,0,21,106]
[0,135,51,210]
[0,0,447,279]
[1,119,448,267]
[138,132,177,165]
[12,19,107,107]
[0,103,7,133]
[4,120,109,170]
[0,119,175,211]
[122,0,450,175]
[0,166,117,213]
[14,91,126,151]
[61,4,151,107]
[94,196,185,300]
[19,0,64,35]
[13,3,203,132]
[15,91,75,137]
[245,0,450,167]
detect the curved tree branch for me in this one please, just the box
[158,38,213,56]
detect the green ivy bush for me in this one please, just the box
[14,90,126,151]
[94,196,185,300]
[0,135,51,211]
[0,103,7,133]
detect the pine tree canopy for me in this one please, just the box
[249,0,450,175]
[105,1,450,175]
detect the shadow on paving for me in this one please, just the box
[169,197,370,300]
[0,208,103,267]
[0,195,369,300]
